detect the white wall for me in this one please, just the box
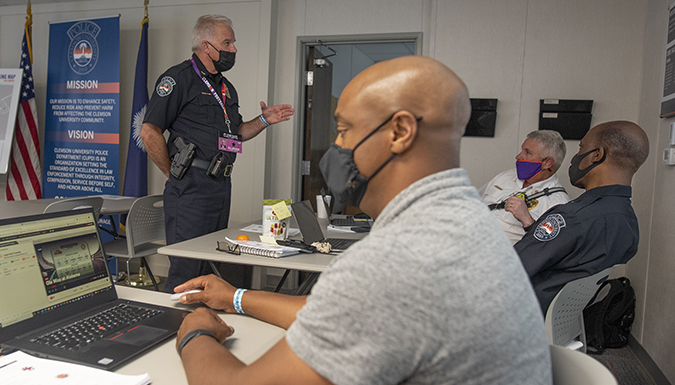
[636,0,675,382]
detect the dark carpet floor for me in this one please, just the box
[592,346,656,385]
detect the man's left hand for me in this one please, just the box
[260,101,294,125]
[176,307,235,350]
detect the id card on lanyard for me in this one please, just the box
[191,58,243,154]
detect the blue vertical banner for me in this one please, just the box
[43,16,120,198]
[122,16,149,200]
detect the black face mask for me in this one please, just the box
[568,148,606,187]
[319,115,397,207]
[208,42,236,72]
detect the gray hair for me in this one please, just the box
[526,130,566,171]
[191,15,233,52]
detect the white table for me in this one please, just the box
[114,286,285,384]
[157,220,365,273]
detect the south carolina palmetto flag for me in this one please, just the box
[6,2,42,201]
[122,14,149,201]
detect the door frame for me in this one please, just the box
[290,33,423,204]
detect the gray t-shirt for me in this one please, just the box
[286,169,551,385]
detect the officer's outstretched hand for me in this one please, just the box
[174,274,237,313]
[260,101,295,125]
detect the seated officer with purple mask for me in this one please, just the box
[478,130,570,244]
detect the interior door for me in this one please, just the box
[301,47,334,212]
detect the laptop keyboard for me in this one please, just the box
[30,303,162,351]
[327,238,358,250]
[331,218,370,227]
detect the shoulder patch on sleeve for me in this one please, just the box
[533,213,566,241]
[157,76,176,97]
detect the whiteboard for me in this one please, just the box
[0,68,24,174]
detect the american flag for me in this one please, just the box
[6,8,42,201]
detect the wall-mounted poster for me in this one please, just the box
[661,2,675,117]
[43,16,120,198]
[0,69,24,174]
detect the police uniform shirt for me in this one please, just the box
[144,53,243,164]
[514,185,639,313]
[478,169,570,244]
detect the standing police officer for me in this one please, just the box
[141,15,294,292]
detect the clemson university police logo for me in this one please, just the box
[534,213,566,241]
[67,21,100,75]
[157,76,176,97]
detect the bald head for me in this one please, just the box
[342,56,471,146]
[331,56,471,217]
[571,120,649,190]
[592,121,649,176]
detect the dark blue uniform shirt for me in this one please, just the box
[514,185,639,313]
[144,53,242,164]
[143,54,246,292]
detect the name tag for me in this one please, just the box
[218,133,242,153]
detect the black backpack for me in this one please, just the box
[583,277,636,354]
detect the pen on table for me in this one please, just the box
[0,360,18,370]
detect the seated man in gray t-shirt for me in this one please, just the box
[171,56,552,385]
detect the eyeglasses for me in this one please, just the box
[216,239,241,255]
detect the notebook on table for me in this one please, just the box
[0,208,188,371]
[217,237,300,258]
[291,200,360,251]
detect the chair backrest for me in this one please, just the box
[126,195,165,255]
[545,266,614,352]
[43,196,104,221]
[550,344,617,385]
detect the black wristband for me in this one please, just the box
[177,329,219,357]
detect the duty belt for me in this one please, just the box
[488,186,566,211]
[191,158,233,177]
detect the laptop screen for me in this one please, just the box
[290,200,325,244]
[0,209,112,330]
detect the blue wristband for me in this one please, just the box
[233,288,247,315]
[259,114,270,127]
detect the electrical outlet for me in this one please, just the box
[663,148,675,165]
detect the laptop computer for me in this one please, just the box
[319,188,372,229]
[0,208,188,371]
[290,200,360,251]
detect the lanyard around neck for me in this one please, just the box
[190,57,231,132]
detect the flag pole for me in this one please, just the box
[26,0,33,63]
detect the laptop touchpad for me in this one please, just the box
[111,325,166,346]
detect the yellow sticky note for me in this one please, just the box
[259,235,279,245]
[271,201,292,220]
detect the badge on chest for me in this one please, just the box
[219,132,242,154]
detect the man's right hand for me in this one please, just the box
[504,196,535,228]
[174,274,237,313]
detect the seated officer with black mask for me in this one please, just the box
[514,120,649,314]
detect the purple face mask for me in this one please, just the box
[516,160,543,180]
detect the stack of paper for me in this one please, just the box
[0,351,150,385]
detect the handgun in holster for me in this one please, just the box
[170,137,196,179]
